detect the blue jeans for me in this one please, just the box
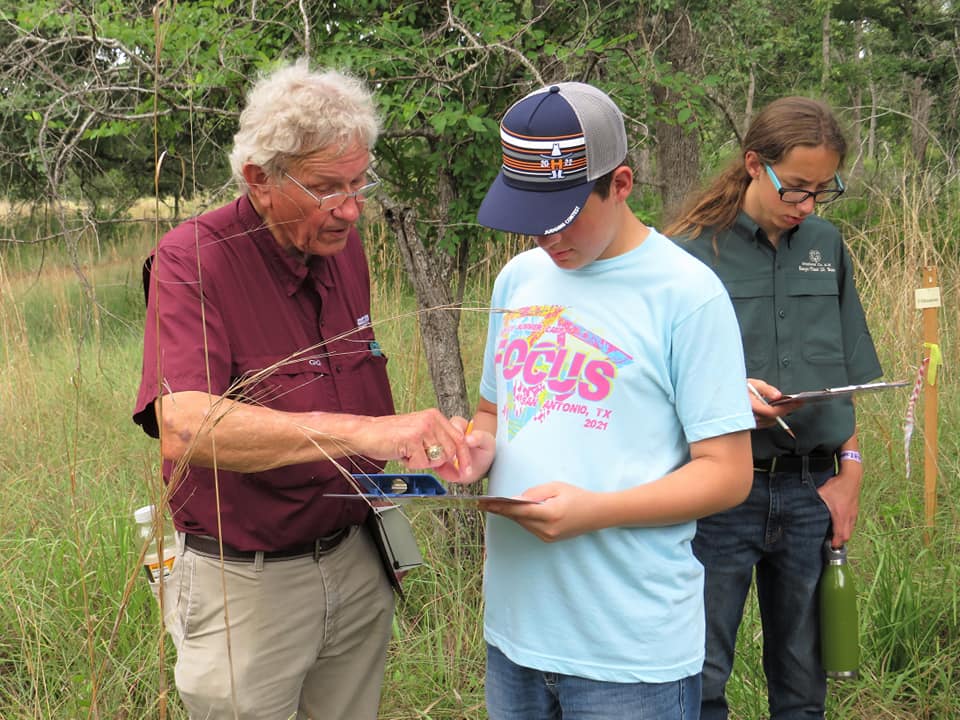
[485,643,701,720]
[693,466,834,720]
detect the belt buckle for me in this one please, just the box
[753,458,776,473]
[313,527,347,561]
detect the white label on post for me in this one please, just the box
[915,287,942,309]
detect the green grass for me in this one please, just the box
[1,181,958,719]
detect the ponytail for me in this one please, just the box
[663,162,750,240]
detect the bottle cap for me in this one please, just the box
[824,543,848,565]
[134,505,155,525]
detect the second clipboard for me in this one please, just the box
[769,380,909,405]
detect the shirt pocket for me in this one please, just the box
[725,277,773,374]
[230,352,334,413]
[326,328,394,416]
[787,276,845,366]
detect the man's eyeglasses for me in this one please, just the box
[283,169,380,212]
[764,164,845,205]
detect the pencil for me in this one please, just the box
[747,382,796,439]
[453,419,475,472]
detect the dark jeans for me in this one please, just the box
[693,465,834,720]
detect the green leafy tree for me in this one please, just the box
[315,0,712,417]
[2,0,956,416]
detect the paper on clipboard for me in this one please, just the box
[769,380,909,405]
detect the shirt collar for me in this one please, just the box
[237,195,334,295]
[733,210,800,249]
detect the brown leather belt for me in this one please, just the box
[184,526,351,562]
[753,455,836,473]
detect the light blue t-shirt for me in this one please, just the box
[479,229,754,683]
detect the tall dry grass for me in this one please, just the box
[0,176,957,718]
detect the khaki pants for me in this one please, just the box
[161,526,395,720]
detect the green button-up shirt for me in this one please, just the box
[673,211,882,458]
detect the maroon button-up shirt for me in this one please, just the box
[133,195,395,550]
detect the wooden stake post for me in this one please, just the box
[916,266,941,543]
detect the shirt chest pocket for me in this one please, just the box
[725,278,773,373]
[230,352,336,414]
[323,329,393,416]
[786,275,844,365]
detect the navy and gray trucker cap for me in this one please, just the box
[477,82,628,236]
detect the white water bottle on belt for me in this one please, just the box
[134,504,176,587]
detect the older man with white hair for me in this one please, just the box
[133,59,471,720]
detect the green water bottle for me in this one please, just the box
[819,542,859,679]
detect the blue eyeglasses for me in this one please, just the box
[283,169,380,212]
[764,164,845,205]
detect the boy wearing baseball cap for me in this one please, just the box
[455,82,756,719]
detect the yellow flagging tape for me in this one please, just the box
[923,343,941,386]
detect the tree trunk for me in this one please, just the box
[907,76,934,167]
[652,7,701,218]
[379,195,483,551]
[821,8,831,91]
[379,196,470,421]
[633,146,652,192]
[849,20,864,178]
[850,84,863,179]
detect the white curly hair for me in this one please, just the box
[229,58,380,190]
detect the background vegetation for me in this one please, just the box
[1,1,957,718]
[2,0,957,416]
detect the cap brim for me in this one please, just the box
[477,172,595,236]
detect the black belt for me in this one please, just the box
[753,454,836,473]
[184,526,351,562]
